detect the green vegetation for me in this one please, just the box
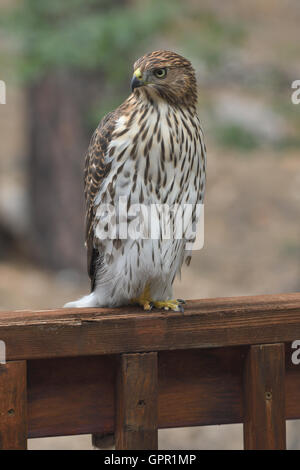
[4,0,295,153]
[176,9,246,67]
[2,1,247,81]
[214,124,260,151]
[282,241,300,257]
[2,0,179,83]
[272,96,300,131]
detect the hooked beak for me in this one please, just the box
[131,75,143,92]
[131,68,144,92]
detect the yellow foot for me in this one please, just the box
[131,285,185,312]
[131,284,153,311]
[153,299,185,312]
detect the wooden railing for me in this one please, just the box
[0,292,300,450]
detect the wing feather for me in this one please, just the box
[84,110,118,290]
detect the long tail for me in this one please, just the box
[63,292,99,308]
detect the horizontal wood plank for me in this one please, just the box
[0,293,300,360]
[27,345,300,438]
[27,355,116,438]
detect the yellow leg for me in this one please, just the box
[131,285,185,312]
[131,284,153,311]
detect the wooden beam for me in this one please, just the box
[27,349,244,438]
[0,293,299,360]
[115,352,158,450]
[21,345,300,439]
[28,355,116,438]
[243,343,286,450]
[0,361,27,450]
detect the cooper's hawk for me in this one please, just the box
[64,50,206,312]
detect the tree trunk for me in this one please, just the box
[28,70,103,273]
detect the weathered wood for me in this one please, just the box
[115,352,158,450]
[25,346,300,439]
[0,293,299,360]
[158,347,245,429]
[243,344,286,450]
[0,294,298,445]
[27,349,243,438]
[28,355,116,438]
[0,361,27,450]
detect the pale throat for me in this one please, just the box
[134,84,196,109]
[134,85,174,106]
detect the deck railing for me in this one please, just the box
[0,292,300,450]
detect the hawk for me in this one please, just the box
[64,50,206,312]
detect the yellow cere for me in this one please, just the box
[134,68,143,80]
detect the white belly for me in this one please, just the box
[92,102,205,306]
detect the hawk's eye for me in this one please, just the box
[153,68,167,79]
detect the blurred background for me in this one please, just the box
[0,0,299,450]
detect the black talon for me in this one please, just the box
[178,304,185,313]
[149,302,154,310]
[177,299,186,304]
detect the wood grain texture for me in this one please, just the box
[0,293,298,444]
[115,353,158,450]
[158,347,245,428]
[243,344,286,450]
[28,355,116,438]
[0,361,27,450]
[0,293,299,360]
[25,345,300,438]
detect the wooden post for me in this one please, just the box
[115,352,158,450]
[243,343,286,450]
[92,432,114,449]
[0,361,27,450]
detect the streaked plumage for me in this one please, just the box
[65,50,206,311]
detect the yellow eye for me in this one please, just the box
[154,68,167,79]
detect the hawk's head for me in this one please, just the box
[131,50,197,107]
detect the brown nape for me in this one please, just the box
[133,50,197,108]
